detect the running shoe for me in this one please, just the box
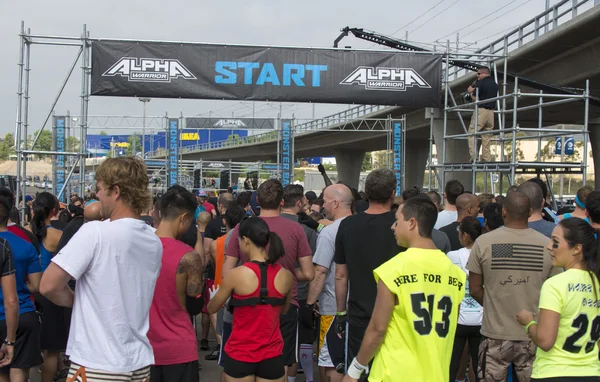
[205,347,220,361]
[200,339,209,350]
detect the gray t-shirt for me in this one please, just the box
[528,219,556,238]
[432,229,452,254]
[313,217,346,316]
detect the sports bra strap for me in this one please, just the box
[229,261,286,308]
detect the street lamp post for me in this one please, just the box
[138,98,151,157]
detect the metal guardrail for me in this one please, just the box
[146,105,391,157]
[448,0,595,78]
[147,0,597,158]
[179,130,279,154]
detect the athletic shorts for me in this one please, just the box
[280,305,299,366]
[216,307,224,335]
[67,363,151,382]
[150,361,199,382]
[0,311,42,371]
[223,352,285,380]
[218,321,232,368]
[346,322,370,382]
[201,279,214,314]
[37,294,71,351]
[318,315,344,368]
[298,299,315,345]
[478,337,535,382]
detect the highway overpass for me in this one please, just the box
[158,1,600,190]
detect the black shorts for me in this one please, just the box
[150,360,199,382]
[37,295,71,351]
[279,305,299,366]
[223,352,284,380]
[0,311,42,371]
[346,322,370,382]
[297,300,315,345]
[218,321,232,368]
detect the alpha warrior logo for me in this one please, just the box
[340,66,431,91]
[102,57,196,82]
[213,119,247,128]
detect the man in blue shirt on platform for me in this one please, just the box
[0,196,43,381]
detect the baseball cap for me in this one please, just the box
[196,189,208,197]
[25,195,33,202]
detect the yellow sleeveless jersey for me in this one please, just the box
[370,248,466,382]
[532,269,600,379]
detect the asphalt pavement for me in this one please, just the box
[28,315,313,381]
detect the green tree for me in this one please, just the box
[540,139,556,161]
[32,130,53,151]
[0,133,15,160]
[4,133,14,148]
[66,136,80,152]
[362,152,373,171]
[125,135,141,156]
[99,131,108,136]
[372,150,392,169]
[226,134,242,145]
[502,133,526,161]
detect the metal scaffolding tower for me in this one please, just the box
[429,48,590,195]
[15,22,90,221]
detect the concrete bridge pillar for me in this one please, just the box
[334,149,366,189]
[587,123,600,190]
[404,138,430,190]
[431,113,473,191]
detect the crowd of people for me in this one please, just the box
[0,156,598,382]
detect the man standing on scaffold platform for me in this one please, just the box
[467,66,499,163]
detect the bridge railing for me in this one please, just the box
[147,0,597,158]
[293,104,389,131]
[448,0,596,78]
[146,130,280,157]
[145,105,391,157]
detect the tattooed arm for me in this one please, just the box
[175,250,205,313]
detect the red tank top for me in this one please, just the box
[225,262,286,363]
[148,237,198,365]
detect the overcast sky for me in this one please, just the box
[0,0,563,137]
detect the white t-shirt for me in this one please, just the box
[434,210,457,230]
[446,247,483,326]
[52,218,162,372]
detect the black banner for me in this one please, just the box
[91,41,442,107]
[186,117,274,130]
[168,118,179,187]
[280,120,293,186]
[52,116,66,203]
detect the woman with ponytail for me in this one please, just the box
[30,192,62,271]
[31,192,68,382]
[517,218,600,381]
[207,217,293,382]
[448,216,484,382]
